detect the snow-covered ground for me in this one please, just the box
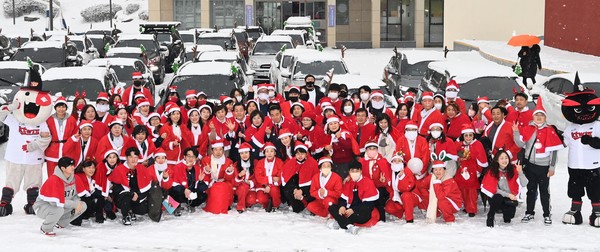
[1,48,599,251]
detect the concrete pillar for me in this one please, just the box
[201,0,211,27]
[371,0,380,48]
[327,0,336,47]
[148,0,162,21]
[414,0,424,47]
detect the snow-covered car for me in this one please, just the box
[319,74,398,109]
[48,35,100,65]
[0,61,46,87]
[85,28,122,40]
[160,61,249,104]
[0,34,16,61]
[11,41,82,69]
[196,51,254,83]
[419,51,532,108]
[113,34,166,83]
[284,16,321,44]
[529,72,600,131]
[140,22,185,74]
[277,49,349,91]
[86,58,156,97]
[384,48,445,98]
[219,28,251,60]
[86,34,117,58]
[197,32,237,50]
[236,26,265,42]
[42,66,120,104]
[249,35,294,84]
[184,44,223,63]
[271,29,312,48]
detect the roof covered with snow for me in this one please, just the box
[285,17,312,25]
[0,61,31,69]
[117,34,155,41]
[42,66,108,81]
[21,41,65,49]
[87,58,141,67]
[256,35,293,43]
[106,47,142,54]
[199,33,231,38]
[197,51,239,61]
[218,28,245,34]
[291,50,344,63]
[271,29,306,35]
[400,49,446,64]
[326,74,386,90]
[178,62,233,76]
[427,51,517,83]
[185,44,224,53]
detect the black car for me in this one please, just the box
[113,34,166,83]
[11,41,82,69]
[384,48,444,98]
[140,22,185,74]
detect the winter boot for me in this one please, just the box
[0,187,14,217]
[563,201,583,225]
[590,204,600,228]
[23,187,39,215]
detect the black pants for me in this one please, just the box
[524,161,551,217]
[333,162,351,179]
[168,185,207,207]
[282,174,314,213]
[71,190,106,224]
[567,168,600,203]
[113,191,149,217]
[375,187,389,222]
[328,203,373,229]
[522,76,536,85]
[487,194,517,222]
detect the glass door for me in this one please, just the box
[424,0,443,46]
[175,0,201,29]
[256,2,283,34]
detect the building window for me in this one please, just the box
[174,0,201,29]
[425,0,443,45]
[211,0,245,28]
[336,0,349,25]
[380,0,415,41]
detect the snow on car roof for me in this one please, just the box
[42,67,107,81]
[87,58,140,67]
[285,17,312,25]
[106,47,142,54]
[199,33,231,38]
[272,29,306,35]
[257,35,293,43]
[117,34,155,41]
[546,72,600,84]
[400,49,445,64]
[185,44,224,53]
[21,41,64,49]
[326,74,386,90]
[140,21,181,26]
[178,62,233,76]
[0,61,30,69]
[427,51,517,83]
[218,28,245,34]
[292,50,343,63]
[197,51,239,61]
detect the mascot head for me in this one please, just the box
[12,66,53,125]
[561,72,600,125]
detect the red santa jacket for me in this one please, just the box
[146,164,171,189]
[340,176,379,208]
[202,117,239,151]
[39,174,74,207]
[233,160,256,189]
[324,129,355,163]
[183,124,210,158]
[166,162,206,190]
[394,117,410,134]
[280,100,315,119]
[432,177,463,210]
[446,97,467,115]
[414,174,431,203]
[133,139,157,164]
[95,134,136,162]
[122,86,154,107]
[506,107,533,129]
[310,171,343,200]
[389,168,417,202]
[484,120,521,162]
[454,139,488,189]
[518,124,564,159]
[159,123,190,165]
[341,114,358,137]
[45,116,78,162]
[74,173,100,197]
[254,157,284,188]
[62,135,98,166]
[416,108,445,136]
[356,122,377,153]
[481,167,522,198]
[446,113,472,140]
[108,163,152,193]
[251,116,298,148]
[359,154,392,189]
[395,136,431,175]
[281,156,320,187]
[93,161,116,197]
[90,120,109,141]
[474,107,492,126]
[298,124,327,153]
[199,155,235,185]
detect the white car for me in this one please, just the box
[197,32,236,50]
[48,35,100,65]
[320,74,398,109]
[87,57,157,98]
[42,66,120,104]
[184,44,223,62]
[0,61,46,86]
[249,35,294,84]
[529,72,600,131]
[270,29,311,48]
[277,49,350,91]
[284,16,321,44]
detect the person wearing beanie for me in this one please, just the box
[359,141,391,222]
[426,157,463,224]
[62,120,99,167]
[281,143,320,213]
[201,140,236,214]
[455,124,489,217]
[385,153,419,223]
[45,97,78,177]
[34,157,85,236]
[307,157,342,218]
[255,143,284,212]
[233,143,258,213]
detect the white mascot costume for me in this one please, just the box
[0,67,52,216]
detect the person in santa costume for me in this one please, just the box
[481,150,528,227]
[359,141,391,222]
[427,122,459,177]
[184,108,210,159]
[444,103,472,141]
[62,120,99,167]
[384,152,419,223]
[374,113,401,162]
[251,84,274,117]
[233,143,258,213]
[201,139,236,214]
[444,80,467,115]
[146,148,170,188]
[327,160,380,235]
[455,124,488,217]
[254,142,284,212]
[71,160,106,225]
[281,142,320,213]
[514,97,563,225]
[275,128,296,161]
[146,112,165,148]
[505,91,533,130]
[159,102,190,166]
[79,104,109,140]
[323,115,355,179]
[226,102,248,163]
[95,92,114,124]
[395,121,431,178]
[33,157,86,236]
[483,106,521,164]
[425,155,463,224]
[131,125,156,166]
[132,98,152,126]
[108,147,153,225]
[354,108,376,155]
[92,149,119,221]
[45,96,77,177]
[415,91,445,137]
[368,90,397,126]
[122,72,154,107]
[95,118,136,162]
[307,157,342,218]
[473,96,492,134]
[165,147,209,215]
[280,86,315,119]
[204,105,238,155]
[251,104,298,151]
[297,111,327,157]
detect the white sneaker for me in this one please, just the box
[544,216,552,225]
[346,224,360,235]
[326,220,340,230]
[521,214,534,223]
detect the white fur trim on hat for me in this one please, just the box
[364,142,378,149]
[429,122,444,130]
[278,132,294,139]
[318,158,333,166]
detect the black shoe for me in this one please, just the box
[504,219,511,224]
[122,216,131,226]
[468,213,476,217]
[174,207,183,217]
[70,218,82,226]
[590,212,600,227]
[129,212,137,221]
[237,210,244,214]
[95,213,105,224]
[562,210,583,225]
[23,204,35,215]
[105,211,116,220]
[406,219,414,223]
[487,217,494,227]
[0,202,13,216]
[265,198,273,213]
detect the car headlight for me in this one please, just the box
[249,60,258,69]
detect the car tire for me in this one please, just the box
[0,124,8,143]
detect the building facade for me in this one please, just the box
[545,0,600,57]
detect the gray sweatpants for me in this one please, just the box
[5,162,43,194]
[34,201,87,232]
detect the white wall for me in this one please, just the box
[444,0,545,49]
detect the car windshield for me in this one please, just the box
[156,33,171,44]
[180,34,195,43]
[12,48,64,63]
[294,60,347,76]
[110,65,136,84]
[198,37,230,48]
[0,68,27,85]
[247,31,262,40]
[115,39,157,52]
[253,41,292,55]
[107,52,142,59]
[459,77,521,101]
[286,34,304,45]
[71,41,85,51]
[170,75,238,99]
[401,61,431,76]
[45,78,105,101]
[10,37,30,48]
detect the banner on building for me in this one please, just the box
[246,5,253,26]
[328,5,335,27]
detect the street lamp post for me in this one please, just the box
[109,0,113,28]
[12,0,15,25]
[49,0,53,30]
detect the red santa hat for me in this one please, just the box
[256,84,269,92]
[168,86,178,93]
[445,80,460,91]
[154,148,167,158]
[267,84,276,91]
[370,90,384,99]
[185,90,197,99]
[421,91,434,100]
[148,112,161,121]
[54,96,67,107]
[198,104,212,114]
[220,95,233,104]
[432,160,446,169]
[132,71,143,80]
[97,92,109,102]
[288,86,300,93]
[320,101,332,108]
[322,105,336,114]
[238,142,253,153]
[391,152,404,162]
[187,108,200,117]
[461,124,475,135]
[294,142,308,152]
[134,92,145,100]
[397,97,405,104]
[136,98,150,108]
[78,120,93,130]
[277,128,294,139]
[405,121,418,130]
[291,102,304,110]
[211,138,225,148]
[196,91,207,98]
[533,96,546,116]
[103,149,119,160]
[262,142,276,151]
[302,111,316,121]
[404,92,416,100]
[429,122,444,130]
[165,102,180,114]
[364,141,378,149]
[477,96,489,104]
[108,118,124,127]
[318,157,333,166]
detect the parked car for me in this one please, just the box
[0,34,16,61]
[113,34,166,83]
[237,26,265,42]
[284,16,321,45]
[196,50,254,83]
[184,44,223,63]
[219,28,251,60]
[320,74,398,109]
[42,66,120,104]
[249,35,294,84]
[86,34,117,58]
[48,35,100,65]
[197,32,237,50]
[87,58,156,97]
[0,61,46,87]
[11,41,82,69]
[277,49,349,91]
[384,48,445,98]
[140,22,185,74]
[271,29,312,48]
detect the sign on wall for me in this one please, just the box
[328,5,335,27]
[246,5,253,26]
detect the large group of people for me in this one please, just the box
[0,70,584,236]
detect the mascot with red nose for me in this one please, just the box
[0,67,52,217]
[561,73,600,227]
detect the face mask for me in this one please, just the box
[431,130,442,139]
[434,103,443,111]
[133,81,142,87]
[405,131,418,141]
[407,101,414,108]
[76,104,85,111]
[305,81,314,88]
[446,91,458,99]
[340,91,348,98]
[188,100,197,107]
[360,93,370,101]
[321,167,332,176]
[289,96,299,103]
[96,104,109,113]
[154,162,167,172]
[366,149,378,159]
[350,172,361,182]
[236,96,243,102]
[391,163,404,172]
[169,96,178,102]
[343,106,353,114]
[328,92,339,100]
[268,91,275,98]
[258,93,269,101]
[372,100,384,109]
[300,94,309,101]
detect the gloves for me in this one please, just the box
[581,135,592,145]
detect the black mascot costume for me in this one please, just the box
[561,73,600,227]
